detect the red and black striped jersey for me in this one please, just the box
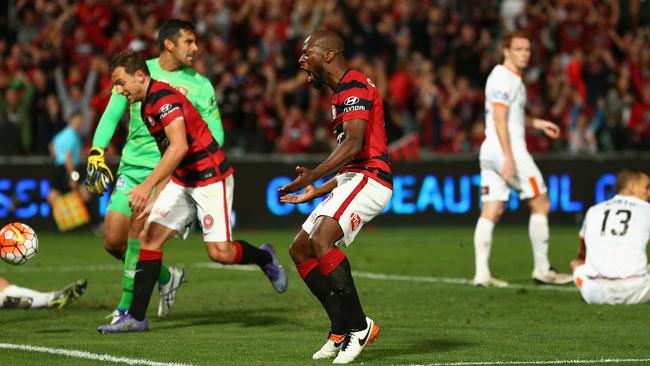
[141,80,233,187]
[331,69,392,189]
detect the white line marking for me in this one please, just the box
[353,271,578,292]
[0,262,577,292]
[0,343,193,366]
[406,358,650,366]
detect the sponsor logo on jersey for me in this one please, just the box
[344,96,359,106]
[203,214,214,229]
[159,103,179,119]
[491,90,509,101]
[323,192,334,204]
[336,131,346,144]
[350,212,361,231]
[366,78,376,88]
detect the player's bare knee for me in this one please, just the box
[206,241,235,263]
[529,195,550,215]
[308,234,335,258]
[289,231,311,263]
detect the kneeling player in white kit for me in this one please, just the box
[571,170,650,304]
[473,30,572,287]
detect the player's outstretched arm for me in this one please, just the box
[527,116,561,139]
[280,177,338,204]
[85,91,128,194]
[278,118,366,195]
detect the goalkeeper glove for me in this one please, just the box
[85,147,114,194]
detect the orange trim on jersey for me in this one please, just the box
[529,177,541,196]
[492,102,510,109]
[576,276,583,289]
[503,64,522,77]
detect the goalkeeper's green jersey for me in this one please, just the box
[92,58,224,170]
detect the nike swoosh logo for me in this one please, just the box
[357,321,373,346]
[124,269,143,279]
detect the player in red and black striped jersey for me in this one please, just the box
[279,31,392,363]
[100,51,287,333]
[140,77,232,187]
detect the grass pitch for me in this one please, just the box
[1,225,649,366]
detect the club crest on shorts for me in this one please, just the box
[481,186,490,196]
[203,215,214,229]
[115,176,126,190]
[350,212,361,231]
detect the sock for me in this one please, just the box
[129,249,162,321]
[1,284,54,308]
[233,240,272,267]
[297,258,347,334]
[319,248,366,331]
[474,217,495,281]
[159,264,171,285]
[117,238,139,311]
[107,248,125,261]
[529,213,551,274]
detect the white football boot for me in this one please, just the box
[158,267,186,318]
[312,332,346,360]
[333,317,379,364]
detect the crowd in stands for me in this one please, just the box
[1,0,650,158]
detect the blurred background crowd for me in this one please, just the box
[1,0,650,159]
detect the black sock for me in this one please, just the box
[234,240,272,267]
[300,261,347,334]
[107,248,125,261]
[323,257,366,331]
[129,250,162,321]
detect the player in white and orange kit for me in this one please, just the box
[571,170,650,304]
[473,31,572,287]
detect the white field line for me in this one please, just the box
[406,358,650,366]
[0,262,577,292]
[0,343,192,366]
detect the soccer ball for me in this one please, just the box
[0,222,38,265]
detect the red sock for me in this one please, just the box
[296,258,319,280]
[318,248,346,276]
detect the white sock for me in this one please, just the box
[529,213,551,275]
[474,217,495,281]
[1,284,55,308]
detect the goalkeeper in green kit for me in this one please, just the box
[85,19,224,326]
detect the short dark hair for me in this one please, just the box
[502,31,532,48]
[109,50,149,75]
[615,169,647,193]
[158,19,196,50]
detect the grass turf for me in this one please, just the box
[1,226,649,366]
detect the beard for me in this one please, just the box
[310,63,325,90]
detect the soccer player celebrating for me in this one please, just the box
[97,51,287,334]
[279,31,392,364]
[571,170,650,304]
[473,31,572,287]
[85,20,225,324]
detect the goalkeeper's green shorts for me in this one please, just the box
[106,164,153,216]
